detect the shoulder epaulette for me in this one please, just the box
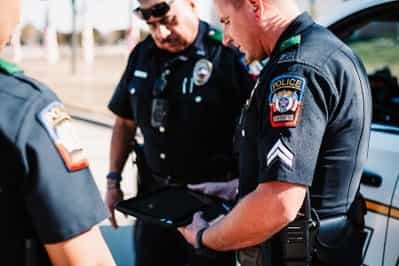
[0,58,23,75]
[208,28,223,42]
[279,35,301,53]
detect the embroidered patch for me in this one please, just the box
[266,139,294,168]
[38,102,89,171]
[268,74,306,127]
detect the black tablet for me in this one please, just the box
[115,186,231,227]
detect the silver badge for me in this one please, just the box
[193,59,213,86]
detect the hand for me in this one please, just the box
[188,178,239,201]
[105,181,124,229]
[178,212,209,247]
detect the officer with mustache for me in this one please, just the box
[105,0,256,265]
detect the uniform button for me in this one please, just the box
[195,96,202,103]
[129,88,136,95]
[160,153,166,159]
[241,129,246,137]
[159,126,165,133]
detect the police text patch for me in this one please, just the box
[268,74,306,127]
[38,102,89,171]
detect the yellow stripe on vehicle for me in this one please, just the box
[365,199,399,220]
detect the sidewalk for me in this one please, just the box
[5,46,129,125]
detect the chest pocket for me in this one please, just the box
[128,77,152,127]
[173,78,223,133]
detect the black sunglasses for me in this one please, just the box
[134,0,174,20]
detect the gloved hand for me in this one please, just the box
[188,178,239,201]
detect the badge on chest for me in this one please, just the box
[193,59,213,86]
[268,74,306,128]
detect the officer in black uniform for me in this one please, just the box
[105,0,255,265]
[0,1,115,264]
[179,0,371,266]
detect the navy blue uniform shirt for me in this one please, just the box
[0,63,108,264]
[109,21,254,184]
[238,13,372,218]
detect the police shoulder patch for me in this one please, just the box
[268,74,306,128]
[38,101,89,171]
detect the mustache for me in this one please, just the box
[160,35,179,44]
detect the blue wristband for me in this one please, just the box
[106,172,122,181]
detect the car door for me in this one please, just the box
[327,2,399,266]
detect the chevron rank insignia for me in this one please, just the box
[268,74,305,127]
[266,139,294,168]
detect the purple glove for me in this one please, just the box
[188,178,239,201]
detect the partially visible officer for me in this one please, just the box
[179,0,371,265]
[105,0,255,265]
[0,0,115,265]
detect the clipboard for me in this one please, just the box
[115,186,232,227]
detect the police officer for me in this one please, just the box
[178,0,371,265]
[105,0,255,265]
[0,0,115,265]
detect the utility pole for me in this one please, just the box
[71,0,78,73]
[309,0,317,18]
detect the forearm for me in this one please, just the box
[202,182,305,251]
[109,117,137,173]
[45,226,115,266]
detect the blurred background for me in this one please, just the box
[2,0,398,265]
[1,0,335,124]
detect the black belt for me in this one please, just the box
[151,172,232,187]
[152,174,182,186]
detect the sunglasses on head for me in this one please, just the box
[134,0,174,20]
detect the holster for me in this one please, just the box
[313,193,367,266]
[131,140,157,195]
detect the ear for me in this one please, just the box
[248,0,264,20]
[187,0,197,10]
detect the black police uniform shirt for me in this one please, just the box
[109,20,254,184]
[238,13,372,218]
[0,61,108,264]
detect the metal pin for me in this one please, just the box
[182,78,187,95]
[189,78,194,94]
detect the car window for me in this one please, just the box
[336,12,399,127]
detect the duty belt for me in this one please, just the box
[152,173,182,186]
[151,172,233,187]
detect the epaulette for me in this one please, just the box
[0,58,23,75]
[207,27,223,42]
[279,35,301,53]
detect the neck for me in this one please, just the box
[259,6,301,56]
[189,19,200,46]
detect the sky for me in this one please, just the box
[20,0,218,34]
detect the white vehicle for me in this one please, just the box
[319,1,399,265]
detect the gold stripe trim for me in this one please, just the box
[365,199,399,220]
[390,207,399,219]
